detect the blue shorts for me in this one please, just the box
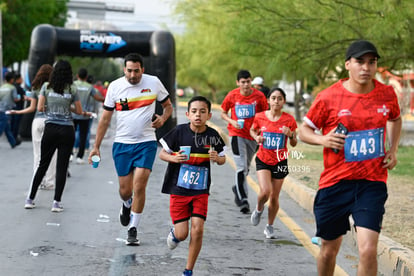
[112,141,157,176]
[313,179,387,240]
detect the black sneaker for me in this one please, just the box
[126,227,140,246]
[240,200,250,214]
[119,202,131,226]
[232,186,243,207]
[12,139,21,149]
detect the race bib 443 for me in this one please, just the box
[344,128,385,162]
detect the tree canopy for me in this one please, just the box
[173,0,414,97]
[1,0,69,66]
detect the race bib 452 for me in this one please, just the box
[177,164,209,190]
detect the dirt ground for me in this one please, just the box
[289,143,414,251]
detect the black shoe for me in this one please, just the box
[240,200,250,214]
[126,227,140,246]
[12,139,21,148]
[120,202,131,226]
[232,186,243,207]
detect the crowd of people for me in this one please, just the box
[1,39,402,276]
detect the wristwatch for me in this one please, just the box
[290,133,295,139]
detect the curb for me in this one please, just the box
[179,101,414,275]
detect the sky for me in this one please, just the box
[69,0,183,33]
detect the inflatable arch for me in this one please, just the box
[21,24,176,139]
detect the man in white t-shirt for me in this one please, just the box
[89,53,172,245]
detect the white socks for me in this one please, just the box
[129,211,141,230]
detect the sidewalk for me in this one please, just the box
[200,101,414,275]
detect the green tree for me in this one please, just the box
[173,0,414,117]
[174,0,263,102]
[1,0,68,66]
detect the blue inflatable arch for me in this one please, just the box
[22,24,176,139]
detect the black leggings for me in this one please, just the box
[29,123,75,202]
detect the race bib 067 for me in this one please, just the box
[262,132,286,150]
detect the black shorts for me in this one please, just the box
[313,179,388,240]
[255,156,289,179]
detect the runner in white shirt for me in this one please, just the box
[89,53,173,245]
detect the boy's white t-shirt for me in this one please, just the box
[104,74,169,144]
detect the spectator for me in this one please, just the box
[71,68,104,164]
[252,76,270,97]
[10,73,26,141]
[9,64,56,190]
[0,72,20,148]
[24,60,84,212]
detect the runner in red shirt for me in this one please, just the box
[250,87,297,239]
[299,40,402,275]
[221,69,268,213]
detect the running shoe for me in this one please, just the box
[264,224,276,239]
[167,229,180,250]
[240,200,250,214]
[24,199,35,209]
[119,201,131,226]
[182,269,193,276]
[126,227,140,246]
[51,201,64,212]
[76,157,85,164]
[250,208,262,226]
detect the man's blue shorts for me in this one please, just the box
[313,179,387,240]
[112,141,157,176]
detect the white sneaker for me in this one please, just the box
[76,157,85,164]
[250,208,262,226]
[51,201,64,212]
[264,224,276,239]
[167,229,179,250]
[24,199,35,209]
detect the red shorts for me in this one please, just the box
[170,194,209,224]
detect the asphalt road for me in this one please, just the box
[0,106,360,276]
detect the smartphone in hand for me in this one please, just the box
[152,113,157,122]
[333,122,348,153]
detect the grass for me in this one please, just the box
[390,146,414,178]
